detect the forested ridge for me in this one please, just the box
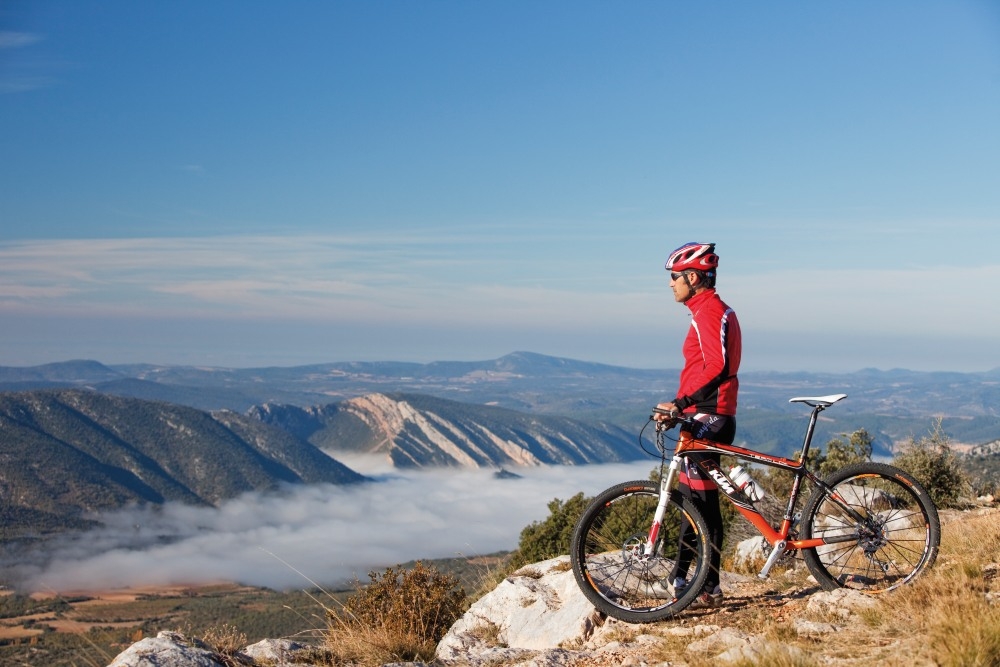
[0,390,364,540]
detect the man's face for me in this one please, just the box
[669,271,694,302]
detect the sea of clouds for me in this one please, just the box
[3,457,660,593]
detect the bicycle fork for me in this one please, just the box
[644,455,682,557]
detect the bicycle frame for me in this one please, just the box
[648,395,867,580]
[571,392,940,622]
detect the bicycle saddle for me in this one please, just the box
[789,393,847,407]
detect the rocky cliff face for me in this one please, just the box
[249,392,640,469]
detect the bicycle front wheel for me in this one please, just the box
[570,480,710,623]
[801,461,940,593]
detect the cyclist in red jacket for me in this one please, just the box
[654,241,742,609]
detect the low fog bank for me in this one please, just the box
[2,458,659,593]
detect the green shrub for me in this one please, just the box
[892,419,971,509]
[808,428,873,478]
[513,492,590,566]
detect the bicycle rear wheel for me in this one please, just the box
[801,461,940,593]
[570,480,710,623]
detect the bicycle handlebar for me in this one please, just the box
[649,406,694,429]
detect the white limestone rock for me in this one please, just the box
[106,631,224,667]
[806,587,879,619]
[436,555,599,660]
[731,536,766,571]
[241,638,310,665]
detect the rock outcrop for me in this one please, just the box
[435,556,606,662]
[107,632,309,667]
[106,631,225,667]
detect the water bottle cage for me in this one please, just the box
[730,466,765,502]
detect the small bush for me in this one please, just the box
[201,624,250,666]
[808,428,873,478]
[322,561,466,666]
[892,419,971,508]
[512,492,590,567]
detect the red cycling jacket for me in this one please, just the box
[672,288,741,416]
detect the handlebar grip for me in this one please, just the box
[651,406,680,419]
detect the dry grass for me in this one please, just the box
[319,622,437,665]
[467,552,520,601]
[317,561,466,667]
[716,645,820,667]
[201,623,252,666]
[638,507,1000,667]
[647,631,695,663]
[513,566,544,579]
[549,559,573,573]
[880,509,1000,666]
[201,622,248,655]
[467,617,506,647]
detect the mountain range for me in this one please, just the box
[2,352,997,449]
[0,383,644,542]
[0,390,363,541]
[1,352,998,544]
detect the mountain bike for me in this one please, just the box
[569,394,941,623]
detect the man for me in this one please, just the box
[654,241,741,609]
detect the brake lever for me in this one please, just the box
[650,406,682,431]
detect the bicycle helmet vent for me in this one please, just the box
[665,242,719,273]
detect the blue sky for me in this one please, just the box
[1,1,998,372]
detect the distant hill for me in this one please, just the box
[0,390,365,541]
[0,359,124,392]
[2,352,998,454]
[248,392,641,468]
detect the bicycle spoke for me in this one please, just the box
[803,463,939,593]
[571,481,711,621]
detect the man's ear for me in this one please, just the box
[687,271,701,287]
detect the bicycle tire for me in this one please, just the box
[801,461,940,593]
[570,480,711,622]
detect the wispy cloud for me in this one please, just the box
[0,31,55,93]
[0,235,659,325]
[1,235,998,337]
[0,234,996,370]
[0,76,55,94]
[0,31,41,49]
[725,264,1000,337]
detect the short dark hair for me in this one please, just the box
[690,269,716,289]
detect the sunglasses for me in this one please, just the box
[669,271,687,281]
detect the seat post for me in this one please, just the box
[798,404,826,461]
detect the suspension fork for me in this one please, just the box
[645,455,682,556]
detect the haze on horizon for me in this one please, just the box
[1,2,998,374]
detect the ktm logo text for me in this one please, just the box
[707,469,736,495]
